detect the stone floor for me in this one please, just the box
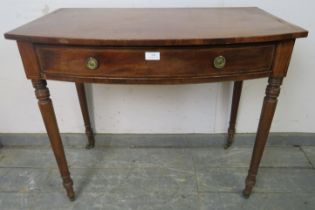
[0,134,315,210]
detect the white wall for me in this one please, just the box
[0,0,314,134]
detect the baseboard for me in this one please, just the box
[0,133,314,147]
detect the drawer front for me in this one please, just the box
[36,45,274,78]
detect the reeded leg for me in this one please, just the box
[75,82,95,149]
[32,80,75,201]
[243,77,283,198]
[225,81,243,149]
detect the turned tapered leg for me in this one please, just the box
[225,81,243,149]
[75,82,95,149]
[243,77,283,198]
[32,80,75,201]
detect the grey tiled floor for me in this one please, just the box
[0,143,315,209]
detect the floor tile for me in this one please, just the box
[0,148,56,168]
[0,168,49,193]
[31,192,198,210]
[301,146,315,167]
[196,167,315,193]
[0,192,36,210]
[67,148,194,171]
[0,147,194,171]
[198,192,315,210]
[45,167,196,196]
[192,146,311,168]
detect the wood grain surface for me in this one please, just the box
[5,8,308,46]
[36,44,274,79]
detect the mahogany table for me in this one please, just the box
[4,8,308,201]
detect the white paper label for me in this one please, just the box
[145,52,160,61]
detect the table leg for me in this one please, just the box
[243,77,283,198]
[32,80,75,201]
[75,82,95,149]
[225,80,243,149]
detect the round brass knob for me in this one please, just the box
[213,55,226,69]
[86,57,99,70]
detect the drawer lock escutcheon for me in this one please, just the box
[213,55,226,69]
[86,57,99,70]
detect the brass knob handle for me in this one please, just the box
[86,57,99,70]
[213,55,226,69]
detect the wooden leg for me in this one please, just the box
[225,81,243,149]
[32,80,75,201]
[75,82,95,149]
[243,77,283,198]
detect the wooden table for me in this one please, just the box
[4,8,308,201]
